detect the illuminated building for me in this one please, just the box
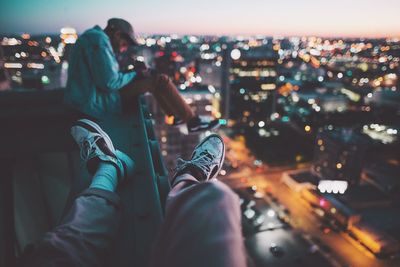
[284,169,400,256]
[1,33,65,90]
[318,185,399,256]
[227,48,278,124]
[313,129,370,185]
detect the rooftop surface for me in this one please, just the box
[0,89,169,267]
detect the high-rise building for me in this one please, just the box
[227,48,278,125]
[312,129,370,185]
[220,45,232,119]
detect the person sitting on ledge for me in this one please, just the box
[18,119,247,267]
[64,17,219,133]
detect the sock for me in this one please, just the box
[174,163,205,182]
[90,162,118,192]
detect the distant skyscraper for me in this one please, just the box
[228,48,278,125]
[220,45,232,119]
[313,129,370,185]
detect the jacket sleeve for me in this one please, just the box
[86,40,136,91]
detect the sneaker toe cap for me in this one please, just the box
[208,136,224,153]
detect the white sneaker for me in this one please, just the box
[174,134,225,181]
[70,119,134,181]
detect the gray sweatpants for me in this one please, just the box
[19,174,247,267]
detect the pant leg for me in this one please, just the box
[120,76,176,117]
[152,75,195,122]
[150,174,247,267]
[18,188,120,267]
[120,74,195,122]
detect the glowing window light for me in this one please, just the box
[230,49,241,60]
[41,75,50,84]
[208,85,216,94]
[216,119,226,126]
[1,37,21,46]
[261,84,276,90]
[244,209,256,219]
[27,63,44,69]
[282,116,290,122]
[267,209,276,217]
[4,63,22,69]
[292,94,300,102]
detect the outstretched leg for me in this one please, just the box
[120,70,220,133]
[150,134,247,267]
[18,119,135,267]
[120,71,194,121]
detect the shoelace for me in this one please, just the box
[175,150,216,178]
[80,134,102,161]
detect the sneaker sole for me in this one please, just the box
[191,133,225,180]
[75,119,116,154]
[188,121,220,133]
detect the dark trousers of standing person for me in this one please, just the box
[17,173,247,267]
[120,72,195,122]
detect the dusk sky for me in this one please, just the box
[1,0,400,37]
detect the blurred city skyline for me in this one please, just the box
[1,0,400,37]
[2,0,400,265]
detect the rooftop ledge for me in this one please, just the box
[0,89,170,267]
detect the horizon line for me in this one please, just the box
[1,30,399,40]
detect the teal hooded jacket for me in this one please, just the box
[64,25,136,118]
